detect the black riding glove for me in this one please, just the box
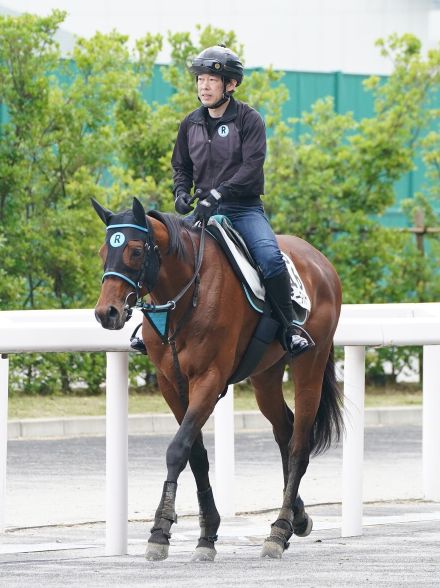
[174,191,194,215]
[194,189,222,223]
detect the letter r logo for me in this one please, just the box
[109,232,126,247]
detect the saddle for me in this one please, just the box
[206,215,311,387]
[206,216,311,320]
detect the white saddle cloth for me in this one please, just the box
[207,218,311,320]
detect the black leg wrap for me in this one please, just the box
[266,507,294,550]
[265,519,293,551]
[196,486,220,547]
[148,481,178,545]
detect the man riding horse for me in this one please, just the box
[131,44,313,357]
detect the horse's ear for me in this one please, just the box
[91,198,112,226]
[132,197,147,228]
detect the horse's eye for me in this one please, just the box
[132,248,143,258]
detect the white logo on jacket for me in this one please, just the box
[218,124,229,137]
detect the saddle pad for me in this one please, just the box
[207,216,311,321]
[281,252,311,312]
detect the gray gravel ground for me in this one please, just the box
[1,425,439,586]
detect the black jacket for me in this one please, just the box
[171,97,266,204]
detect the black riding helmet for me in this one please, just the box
[189,44,244,85]
[189,44,244,108]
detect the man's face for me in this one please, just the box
[197,74,236,108]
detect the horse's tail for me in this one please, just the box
[310,345,344,456]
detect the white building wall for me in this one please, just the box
[3,0,439,74]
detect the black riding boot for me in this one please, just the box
[264,270,313,358]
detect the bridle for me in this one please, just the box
[102,216,206,322]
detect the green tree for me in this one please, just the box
[266,34,440,306]
[0,11,162,392]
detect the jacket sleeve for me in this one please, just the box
[216,108,266,199]
[171,117,194,196]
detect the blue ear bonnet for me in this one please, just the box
[102,209,153,291]
[102,210,160,293]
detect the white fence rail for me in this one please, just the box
[1,303,440,553]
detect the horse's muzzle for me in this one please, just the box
[94,304,127,330]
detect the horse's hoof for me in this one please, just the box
[145,543,169,561]
[260,540,284,559]
[190,546,217,562]
[293,514,313,537]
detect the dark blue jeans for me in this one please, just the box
[216,201,286,279]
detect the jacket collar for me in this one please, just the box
[189,96,238,125]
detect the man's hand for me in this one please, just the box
[174,191,194,215]
[194,189,222,223]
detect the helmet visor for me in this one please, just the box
[190,57,224,73]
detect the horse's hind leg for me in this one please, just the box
[251,360,293,489]
[189,433,220,562]
[251,361,311,552]
[261,351,329,559]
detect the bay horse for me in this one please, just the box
[93,197,343,561]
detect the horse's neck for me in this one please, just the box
[149,217,195,304]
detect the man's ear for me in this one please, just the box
[226,79,238,93]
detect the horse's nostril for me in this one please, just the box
[108,306,119,320]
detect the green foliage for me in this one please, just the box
[0,11,162,392]
[10,352,106,395]
[266,35,440,310]
[264,34,439,382]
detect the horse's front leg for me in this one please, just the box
[146,377,219,561]
[189,434,220,562]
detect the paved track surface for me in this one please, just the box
[1,425,439,586]
[4,425,423,528]
[1,503,440,587]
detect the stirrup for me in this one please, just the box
[286,324,315,359]
[130,336,148,355]
[130,323,148,355]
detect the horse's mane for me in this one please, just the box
[147,210,198,262]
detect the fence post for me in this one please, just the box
[341,345,365,537]
[214,385,235,517]
[105,351,129,555]
[423,345,440,501]
[0,354,9,532]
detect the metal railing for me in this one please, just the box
[1,303,439,554]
